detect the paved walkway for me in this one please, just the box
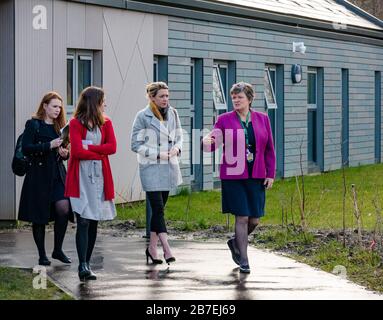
[0,230,382,300]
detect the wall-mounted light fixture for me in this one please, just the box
[293,42,307,54]
[291,64,302,84]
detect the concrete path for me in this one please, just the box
[0,230,382,300]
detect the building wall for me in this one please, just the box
[5,1,383,220]
[13,0,168,220]
[0,0,16,220]
[166,17,383,184]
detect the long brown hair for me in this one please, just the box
[33,91,66,134]
[73,86,105,130]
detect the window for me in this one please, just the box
[342,69,349,167]
[190,59,196,179]
[153,56,158,82]
[264,67,277,109]
[153,55,168,83]
[307,70,317,108]
[307,68,318,165]
[264,66,278,154]
[212,65,227,110]
[375,71,382,163]
[67,50,93,114]
[212,63,229,177]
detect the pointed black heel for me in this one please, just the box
[145,248,163,264]
[165,256,176,264]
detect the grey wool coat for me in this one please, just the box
[130,105,183,192]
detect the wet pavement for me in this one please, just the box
[0,230,382,300]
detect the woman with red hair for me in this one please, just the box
[18,91,73,266]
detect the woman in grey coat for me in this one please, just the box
[131,82,183,264]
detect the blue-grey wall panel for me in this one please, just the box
[167,16,383,179]
[0,0,15,220]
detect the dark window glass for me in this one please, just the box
[307,72,317,105]
[190,65,194,105]
[78,58,91,95]
[67,58,73,106]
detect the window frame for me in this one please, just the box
[212,62,228,177]
[153,56,159,82]
[212,64,228,111]
[190,59,196,180]
[264,66,278,110]
[67,50,94,115]
[307,68,318,110]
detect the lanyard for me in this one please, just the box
[237,111,251,147]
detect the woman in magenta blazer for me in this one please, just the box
[203,82,276,273]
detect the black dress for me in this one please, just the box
[18,119,73,224]
[221,121,266,218]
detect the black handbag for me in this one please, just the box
[12,119,40,176]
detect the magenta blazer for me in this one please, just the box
[203,110,276,180]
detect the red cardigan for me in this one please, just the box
[64,116,117,200]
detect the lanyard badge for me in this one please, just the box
[246,147,254,162]
[237,111,254,163]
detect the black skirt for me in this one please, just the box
[221,178,265,218]
[51,164,67,203]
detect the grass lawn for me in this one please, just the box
[0,266,73,300]
[117,163,383,231]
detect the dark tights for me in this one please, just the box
[234,217,259,265]
[75,214,98,263]
[32,199,70,258]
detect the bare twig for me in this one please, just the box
[351,184,363,245]
[342,160,347,248]
[295,175,307,231]
[372,192,383,252]
[290,193,296,231]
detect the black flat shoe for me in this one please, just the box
[52,251,72,264]
[85,262,97,280]
[38,256,51,266]
[146,248,163,264]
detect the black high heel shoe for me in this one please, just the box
[145,248,163,264]
[164,256,176,264]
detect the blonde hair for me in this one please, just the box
[146,81,169,99]
[146,82,169,122]
[33,91,66,134]
[230,82,255,108]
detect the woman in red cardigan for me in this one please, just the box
[65,86,117,281]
